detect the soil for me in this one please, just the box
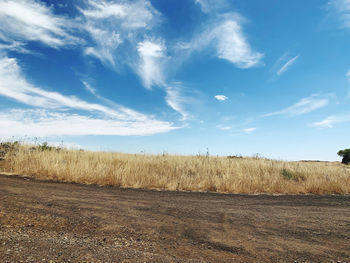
[0,174,349,262]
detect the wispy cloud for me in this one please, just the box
[78,1,192,118]
[331,0,350,28]
[81,80,97,95]
[84,27,122,67]
[277,55,299,76]
[181,15,263,69]
[205,19,263,68]
[311,114,350,128]
[216,124,232,130]
[262,95,330,117]
[80,0,158,29]
[0,55,177,136]
[136,40,191,118]
[214,95,228,101]
[80,0,160,68]
[0,0,80,48]
[137,39,166,89]
[0,109,177,137]
[243,127,256,134]
[213,19,263,68]
[0,41,30,54]
[165,84,189,120]
[0,56,127,119]
[194,0,228,13]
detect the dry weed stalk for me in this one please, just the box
[1,144,349,194]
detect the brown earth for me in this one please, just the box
[0,174,349,263]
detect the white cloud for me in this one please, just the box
[0,55,178,136]
[187,18,263,68]
[0,41,30,53]
[137,40,166,89]
[79,0,126,20]
[214,20,263,68]
[214,94,228,101]
[81,80,97,95]
[277,55,299,76]
[0,0,80,48]
[136,40,191,119]
[80,0,160,68]
[216,125,232,130]
[194,0,228,13]
[84,27,122,67]
[311,114,350,128]
[0,56,129,119]
[331,0,350,27]
[263,95,330,117]
[243,127,256,134]
[165,85,189,120]
[0,109,177,137]
[81,0,157,29]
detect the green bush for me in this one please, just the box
[281,168,306,182]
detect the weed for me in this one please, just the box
[281,168,306,182]
[0,143,348,194]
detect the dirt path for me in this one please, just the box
[0,174,349,262]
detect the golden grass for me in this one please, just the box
[1,144,350,194]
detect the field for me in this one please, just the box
[1,143,350,262]
[0,142,350,194]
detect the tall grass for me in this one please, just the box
[1,143,349,194]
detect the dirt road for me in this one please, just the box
[0,174,349,262]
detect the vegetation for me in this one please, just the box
[281,168,306,182]
[0,142,349,194]
[338,149,350,165]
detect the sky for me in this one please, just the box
[0,0,349,161]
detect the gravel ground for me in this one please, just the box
[0,174,349,262]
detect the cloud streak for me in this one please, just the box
[0,0,80,48]
[277,55,299,76]
[165,84,189,120]
[0,109,177,137]
[331,0,350,28]
[194,0,228,14]
[243,127,256,134]
[0,55,177,136]
[311,114,350,128]
[262,95,329,117]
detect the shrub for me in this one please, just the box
[281,168,306,182]
[37,142,61,152]
[0,141,19,159]
[337,149,350,165]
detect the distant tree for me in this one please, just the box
[337,149,350,164]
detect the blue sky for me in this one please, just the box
[0,0,349,161]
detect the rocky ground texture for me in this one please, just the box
[0,174,349,262]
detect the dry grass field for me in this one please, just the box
[1,142,349,194]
